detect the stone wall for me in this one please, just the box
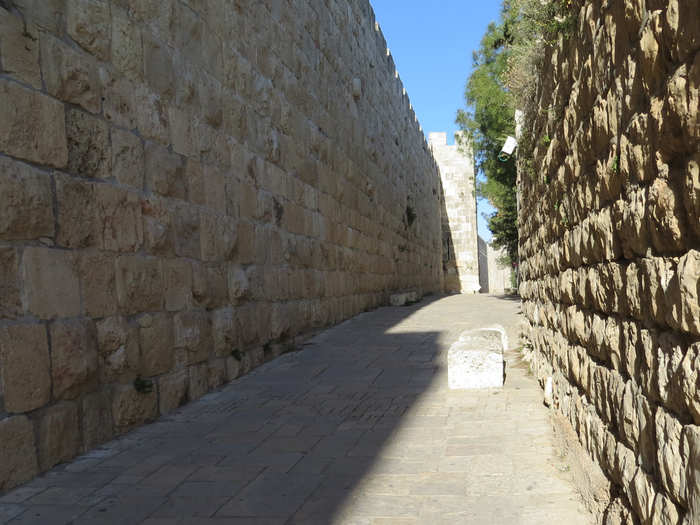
[0,0,444,491]
[519,1,699,523]
[429,132,479,293]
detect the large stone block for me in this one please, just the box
[55,174,96,248]
[0,324,51,413]
[111,127,145,189]
[647,178,685,254]
[142,196,175,256]
[200,211,237,261]
[212,308,237,358]
[159,259,191,312]
[174,310,212,365]
[681,425,700,523]
[0,415,38,492]
[111,6,143,80]
[79,250,118,318]
[0,247,21,318]
[37,402,80,471]
[96,315,140,383]
[685,155,700,238]
[22,247,81,319]
[112,384,157,432]
[115,255,163,315]
[0,9,41,87]
[447,328,506,390]
[12,0,64,33]
[143,33,175,100]
[158,370,188,415]
[138,313,174,376]
[190,261,228,310]
[0,158,54,241]
[0,79,67,167]
[41,33,101,114]
[50,319,98,400]
[66,108,111,179]
[94,183,143,252]
[81,390,113,451]
[66,0,110,61]
[188,362,209,401]
[145,142,186,199]
[678,250,700,336]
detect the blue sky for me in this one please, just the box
[370,0,502,241]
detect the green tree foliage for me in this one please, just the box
[457,0,579,265]
[457,3,519,264]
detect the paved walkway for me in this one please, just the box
[0,295,593,524]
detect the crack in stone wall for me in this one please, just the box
[0,0,445,491]
[519,1,699,523]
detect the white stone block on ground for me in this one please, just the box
[448,328,505,389]
[389,291,419,306]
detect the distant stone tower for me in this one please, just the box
[429,132,480,293]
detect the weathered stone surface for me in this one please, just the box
[12,0,64,32]
[0,79,67,167]
[115,255,163,315]
[647,178,685,254]
[138,313,174,376]
[188,362,209,401]
[22,247,80,320]
[80,391,113,450]
[157,369,188,415]
[163,258,192,311]
[50,319,98,400]
[0,324,51,413]
[37,402,80,471]
[228,264,250,304]
[41,33,101,114]
[200,211,237,261]
[96,315,140,383]
[212,308,236,357]
[95,183,143,252]
[111,384,157,431]
[0,415,38,491]
[682,425,700,522]
[0,158,54,241]
[66,0,110,61]
[678,250,700,336]
[111,7,143,80]
[56,174,96,248]
[174,310,212,365]
[519,6,700,522]
[145,142,186,200]
[79,250,118,318]
[0,247,21,318]
[111,128,145,189]
[0,9,41,87]
[142,196,175,256]
[66,108,111,179]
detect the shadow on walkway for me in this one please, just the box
[1,294,589,524]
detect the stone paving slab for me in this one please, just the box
[0,295,594,524]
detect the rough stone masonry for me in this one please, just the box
[0,0,448,491]
[519,1,699,524]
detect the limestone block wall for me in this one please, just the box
[519,1,699,523]
[429,132,479,293]
[0,0,443,491]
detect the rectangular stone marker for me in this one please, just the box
[447,328,505,389]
